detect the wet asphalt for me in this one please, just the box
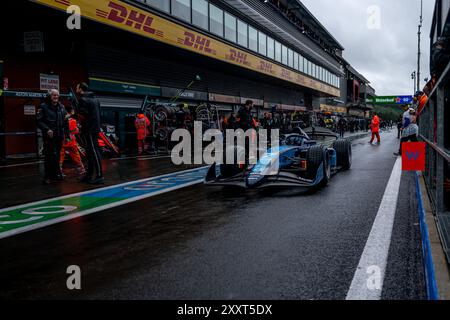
[0,131,426,300]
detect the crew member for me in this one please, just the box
[76,82,104,185]
[60,106,85,176]
[395,108,419,156]
[237,100,254,130]
[369,112,381,145]
[175,104,187,129]
[37,89,69,184]
[227,113,237,130]
[135,112,151,155]
[237,100,255,164]
[337,116,347,138]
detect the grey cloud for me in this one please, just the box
[301,0,434,95]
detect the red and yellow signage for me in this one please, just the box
[34,0,340,97]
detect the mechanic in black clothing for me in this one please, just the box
[175,104,187,129]
[37,89,70,184]
[227,113,238,130]
[237,100,257,164]
[76,82,104,185]
[337,116,347,138]
[237,100,254,130]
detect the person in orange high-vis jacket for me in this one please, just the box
[369,112,381,145]
[60,106,85,175]
[135,113,151,155]
[417,93,428,118]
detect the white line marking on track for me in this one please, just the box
[0,166,207,213]
[0,166,208,239]
[346,157,402,300]
[0,179,204,240]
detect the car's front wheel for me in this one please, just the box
[333,139,352,170]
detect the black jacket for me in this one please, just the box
[37,102,69,139]
[237,106,253,130]
[78,92,101,134]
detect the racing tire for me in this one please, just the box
[306,145,330,187]
[333,139,352,170]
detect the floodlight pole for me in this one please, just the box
[417,0,423,93]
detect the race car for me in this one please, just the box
[204,128,352,189]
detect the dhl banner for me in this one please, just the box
[34,0,340,97]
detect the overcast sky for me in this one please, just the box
[301,0,435,96]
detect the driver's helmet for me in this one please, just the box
[292,127,302,134]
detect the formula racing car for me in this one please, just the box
[204,127,352,189]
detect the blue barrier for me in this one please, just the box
[415,172,439,300]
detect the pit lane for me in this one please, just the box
[0,130,426,300]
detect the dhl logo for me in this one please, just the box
[281,69,292,80]
[227,49,250,65]
[102,1,164,37]
[177,32,216,55]
[259,61,273,73]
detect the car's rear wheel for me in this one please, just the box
[306,145,330,187]
[333,139,352,170]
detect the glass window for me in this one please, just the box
[171,0,191,22]
[192,0,208,30]
[209,4,223,37]
[282,45,288,65]
[258,32,267,56]
[287,48,291,67]
[146,0,170,12]
[308,61,312,76]
[237,20,248,47]
[248,26,258,51]
[300,56,304,72]
[275,41,281,62]
[224,13,237,42]
[294,52,299,70]
[288,49,294,68]
[267,37,274,60]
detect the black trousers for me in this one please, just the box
[399,135,418,154]
[84,133,103,178]
[43,137,63,179]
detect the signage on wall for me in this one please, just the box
[208,93,240,104]
[40,74,60,91]
[24,105,36,116]
[24,31,45,53]
[369,95,413,105]
[161,87,208,101]
[240,97,264,107]
[89,77,161,96]
[34,0,340,97]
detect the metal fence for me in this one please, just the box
[419,62,450,262]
